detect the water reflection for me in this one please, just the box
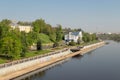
[14,59,70,80]
[72,54,83,58]
[17,41,120,80]
[22,71,46,80]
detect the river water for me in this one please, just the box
[21,41,120,80]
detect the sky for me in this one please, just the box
[0,0,120,32]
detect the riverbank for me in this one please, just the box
[0,41,105,80]
[26,41,120,80]
[0,40,99,64]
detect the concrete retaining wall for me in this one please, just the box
[0,49,72,76]
[83,41,104,49]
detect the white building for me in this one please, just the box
[64,31,83,43]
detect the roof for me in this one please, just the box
[65,31,82,36]
[71,32,80,36]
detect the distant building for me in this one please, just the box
[64,31,83,43]
[11,23,32,33]
[107,32,112,35]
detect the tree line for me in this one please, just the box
[0,19,98,59]
[82,32,98,43]
[0,19,63,59]
[98,33,120,42]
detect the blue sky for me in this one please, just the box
[0,0,120,32]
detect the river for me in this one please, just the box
[20,41,120,80]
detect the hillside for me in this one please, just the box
[38,33,53,44]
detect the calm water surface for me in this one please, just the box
[23,41,120,80]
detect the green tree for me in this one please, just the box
[49,27,56,42]
[43,24,51,35]
[32,19,46,33]
[0,37,22,59]
[91,33,97,41]
[82,32,88,42]
[69,40,76,46]
[82,32,93,42]
[0,19,23,59]
[17,21,32,26]
[20,32,28,57]
[56,25,63,42]
[0,19,11,39]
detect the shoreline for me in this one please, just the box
[0,41,105,80]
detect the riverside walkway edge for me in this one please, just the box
[0,41,105,80]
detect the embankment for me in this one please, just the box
[0,41,105,80]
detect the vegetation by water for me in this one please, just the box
[69,32,98,46]
[0,19,98,64]
[27,41,120,80]
[0,50,51,64]
[98,34,120,42]
[80,40,100,46]
[0,19,63,60]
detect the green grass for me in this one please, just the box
[0,50,52,64]
[80,40,100,46]
[38,33,53,44]
[50,46,68,51]
[25,50,52,58]
[0,59,8,64]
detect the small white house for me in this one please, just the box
[64,31,83,43]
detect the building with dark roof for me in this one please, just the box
[64,31,82,43]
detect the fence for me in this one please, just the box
[0,48,69,69]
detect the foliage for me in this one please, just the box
[69,40,76,46]
[17,21,32,26]
[32,19,62,43]
[0,59,8,64]
[56,25,63,42]
[32,19,46,33]
[98,34,120,42]
[25,50,51,58]
[0,37,22,59]
[0,19,11,39]
[0,18,99,63]
[38,33,52,44]
[53,42,59,48]
[0,18,65,60]
[0,19,22,59]
[82,32,97,42]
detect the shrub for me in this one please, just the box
[53,42,59,48]
[69,41,76,46]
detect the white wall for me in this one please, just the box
[64,31,83,42]
[0,49,72,76]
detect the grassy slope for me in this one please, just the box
[38,33,52,44]
[25,50,52,58]
[0,59,8,64]
[0,33,53,64]
[0,50,52,64]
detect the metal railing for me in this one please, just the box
[0,48,69,69]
